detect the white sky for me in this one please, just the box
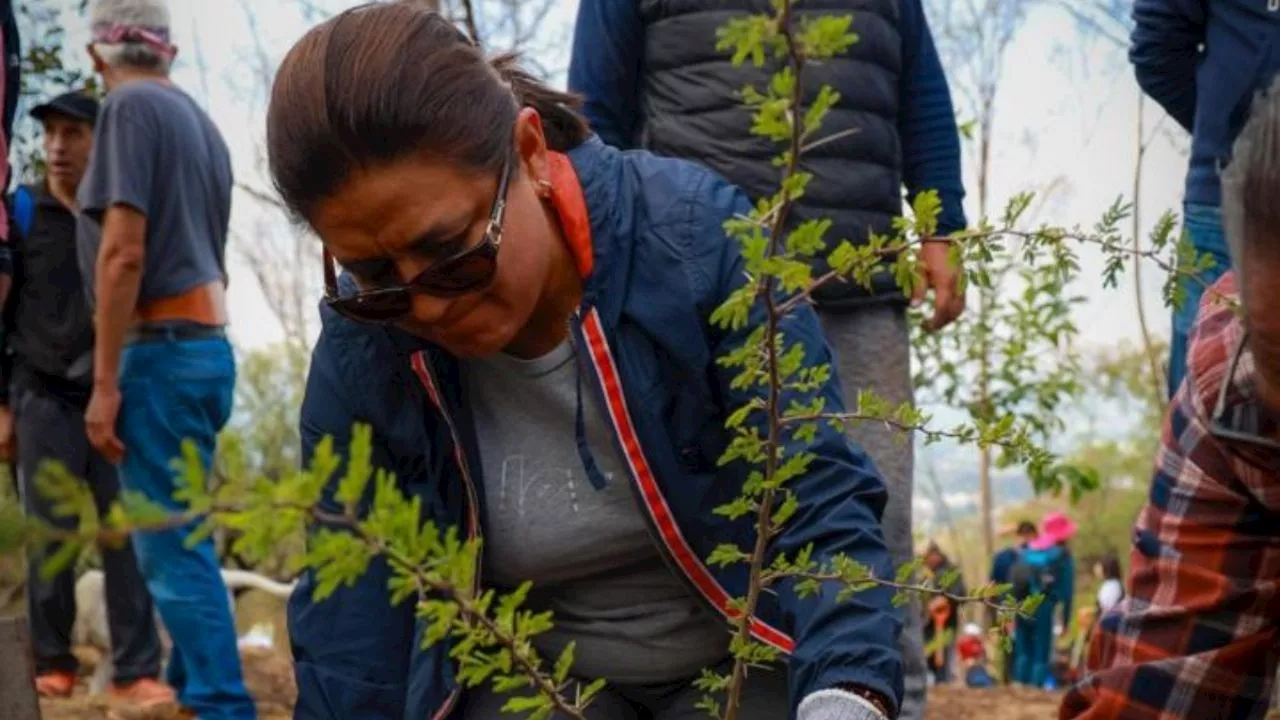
[39,0,1184,356]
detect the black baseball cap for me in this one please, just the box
[30,91,100,125]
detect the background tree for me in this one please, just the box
[1061,339,1165,564]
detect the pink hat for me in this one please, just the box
[1029,512,1078,550]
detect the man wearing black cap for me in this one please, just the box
[0,91,168,707]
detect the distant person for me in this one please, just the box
[988,517,1039,681]
[568,2,968,714]
[989,520,1038,683]
[0,91,170,711]
[956,624,996,689]
[1009,512,1076,690]
[1130,0,1280,397]
[1066,552,1124,685]
[991,521,1040,585]
[1092,553,1124,616]
[921,542,966,685]
[1063,77,1280,720]
[78,1,252,718]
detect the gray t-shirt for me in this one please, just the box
[464,340,730,685]
[76,80,233,304]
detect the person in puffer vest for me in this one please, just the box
[569,2,968,717]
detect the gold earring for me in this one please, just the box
[537,179,553,197]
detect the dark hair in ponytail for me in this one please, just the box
[266,2,589,223]
[488,51,589,154]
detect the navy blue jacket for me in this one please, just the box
[289,137,904,719]
[1130,0,1280,207]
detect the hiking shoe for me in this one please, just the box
[34,669,76,698]
[107,677,177,708]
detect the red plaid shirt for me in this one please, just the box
[1061,272,1280,719]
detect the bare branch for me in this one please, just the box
[235,182,287,212]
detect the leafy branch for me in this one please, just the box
[703,2,1043,718]
[4,430,599,720]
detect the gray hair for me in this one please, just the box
[90,0,172,74]
[1222,76,1280,292]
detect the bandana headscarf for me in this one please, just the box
[91,23,175,60]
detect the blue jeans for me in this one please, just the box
[1012,603,1054,688]
[118,335,255,719]
[1169,203,1231,399]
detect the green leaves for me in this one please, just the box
[553,643,577,685]
[709,285,756,332]
[304,528,375,602]
[715,14,779,67]
[335,423,374,511]
[709,543,753,568]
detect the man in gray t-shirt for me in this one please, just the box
[77,1,253,717]
[76,81,232,303]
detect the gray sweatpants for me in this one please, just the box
[819,306,926,720]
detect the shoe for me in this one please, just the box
[107,677,178,709]
[34,670,76,698]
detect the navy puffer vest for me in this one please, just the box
[636,0,904,309]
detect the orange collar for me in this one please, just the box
[545,152,594,280]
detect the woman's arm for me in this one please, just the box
[290,319,418,720]
[692,174,903,717]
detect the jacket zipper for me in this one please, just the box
[568,308,682,582]
[410,352,482,720]
[571,307,793,654]
[568,308,680,582]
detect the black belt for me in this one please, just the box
[125,322,226,345]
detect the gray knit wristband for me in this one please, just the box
[797,689,889,720]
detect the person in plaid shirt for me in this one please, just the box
[1061,77,1280,720]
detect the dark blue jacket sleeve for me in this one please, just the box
[568,0,644,149]
[289,321,417,720]
[898,0,967,235]
[1129,0,1204,132]
[695,175,903,714]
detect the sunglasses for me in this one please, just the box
[1208,330,1280,472]
[322,149,514,324]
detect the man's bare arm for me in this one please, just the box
[93,204,147,389]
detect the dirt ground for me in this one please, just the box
[41,683,1058,720]
[924,685,1063,719]
[29,590,297,720]
[39,662,1062,720]
[33,670,1280,720]
[38,645,294,720]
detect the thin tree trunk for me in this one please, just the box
[1130,92,1165,398]
[976,92,995,569]
[925,462,966,570]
